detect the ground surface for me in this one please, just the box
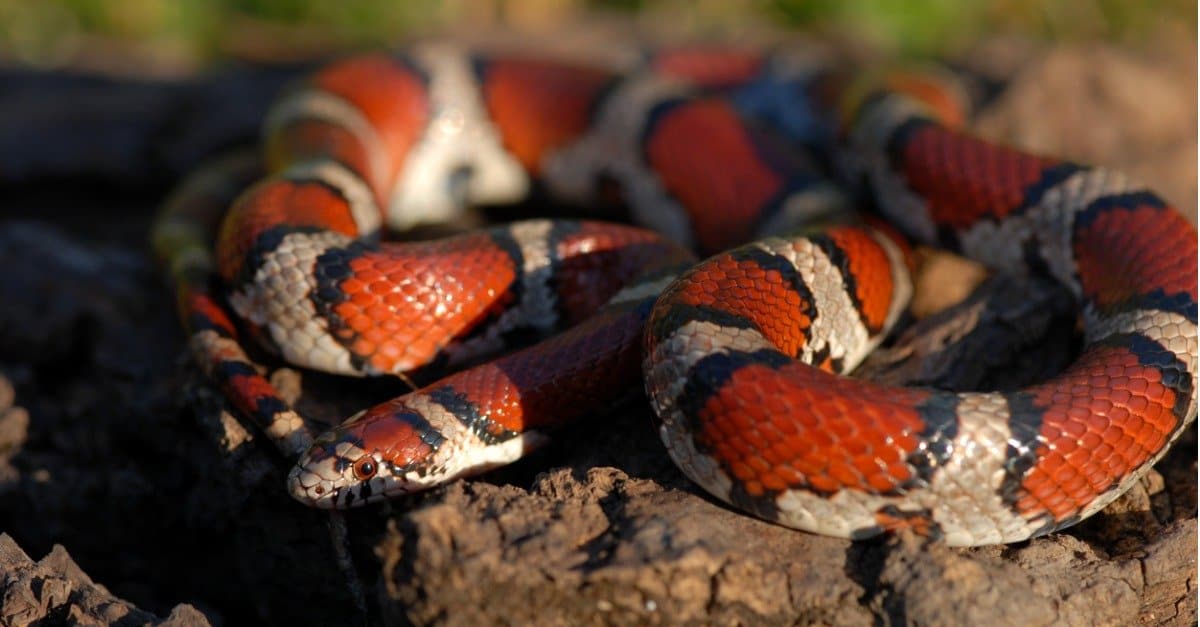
[0,34,1195,626]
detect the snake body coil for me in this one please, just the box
[153,43,1197,547]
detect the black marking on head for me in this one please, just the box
[355,409,445,479]
[386,411,447,478]
[997,391,1046,510]
[427,385,519,445]
[311,239,375,372]
[904,393,960,489]
[378,409,447,452]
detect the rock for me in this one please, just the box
[1139,520,1199,625]
[378,468,874,625]
[0,534,210,625]
[974,44,1198,223]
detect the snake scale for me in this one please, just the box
[152,42,1197,547]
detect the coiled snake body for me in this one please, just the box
[153,43,1197,547]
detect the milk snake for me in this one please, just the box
[152,43,1198,547]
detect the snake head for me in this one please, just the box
[287,405,446,509]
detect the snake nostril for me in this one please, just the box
[314,485,325,495]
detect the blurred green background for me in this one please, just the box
[0,0,1193,70]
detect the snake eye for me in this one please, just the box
[352,457,377,480]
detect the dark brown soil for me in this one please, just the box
[0,37,1195,626]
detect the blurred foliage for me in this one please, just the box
[0,0,1193,69]
[764,0,1195,55]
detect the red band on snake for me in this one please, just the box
[152,43,1197,547]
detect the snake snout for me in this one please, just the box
[287,459,342,508]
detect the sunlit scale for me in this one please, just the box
[151,43,1198,547]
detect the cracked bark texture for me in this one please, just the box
[0,34,1195,626]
